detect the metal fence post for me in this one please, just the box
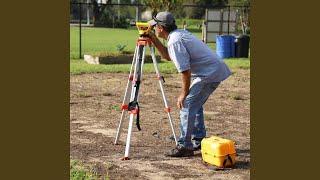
[79,3,82,59]
[228,6,230,35]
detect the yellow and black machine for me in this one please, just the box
[130,21,154,36]
[201,136,237,168]
[114,22,178,160]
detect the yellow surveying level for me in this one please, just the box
[130,22,153,36]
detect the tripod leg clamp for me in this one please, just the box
[128,101,141,131]
[121,104,128,110]
[164,107,171,113]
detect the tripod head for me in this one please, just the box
[130,21,154,37]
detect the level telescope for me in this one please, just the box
[130,21,154,36]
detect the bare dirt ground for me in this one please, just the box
[70,68,250,180]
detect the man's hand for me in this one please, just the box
[177,94,186,109]
[148,31,157,42]
[177,70,191,109]
[148,31,171,61]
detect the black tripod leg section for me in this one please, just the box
[128,44,144,131]
[136,103,141,131]
[128,100,141,131]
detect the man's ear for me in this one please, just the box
[158,25,164,32]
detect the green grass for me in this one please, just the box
[71,27,138,59]
[70,160,108,180]
[176,19,203,32]
[176,19,203,27]
[70,59,177,75]
[224,58,250,70]
[70,26,248,75]
[70,58,249,75]
[70,27,205,59]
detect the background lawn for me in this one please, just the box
[70,26,216,59]
[70,26,248,75]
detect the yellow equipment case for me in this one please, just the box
[201,136,236,168]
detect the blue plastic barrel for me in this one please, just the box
[216,35,235,59]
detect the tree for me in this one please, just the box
[227,0,250,34]
[163,0,184,12]
[143,0,183,15]
[187,0,228,19]
[92,0,112,25]
[227,0,250,6]
[143,0,162,15]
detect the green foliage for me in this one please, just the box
[184,0,228,19]
[143,0,184,15]
[92,3,132,28]
[96,8,131,28]
[70,160,100,180]
[109,104,121,111]
[116,44,127,53]
[163,0,184,12]
[228,0,250,6]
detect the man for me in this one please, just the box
[148,11,231,157]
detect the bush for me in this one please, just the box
[94,6,131,28]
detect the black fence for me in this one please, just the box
[70,2,250,59]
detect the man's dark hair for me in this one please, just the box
[162,24,178,33]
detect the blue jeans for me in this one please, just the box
[178,79,220,149]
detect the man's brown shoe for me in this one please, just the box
[165,146,194,157]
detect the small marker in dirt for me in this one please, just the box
[121,157,130,161]
[152,131,160,138]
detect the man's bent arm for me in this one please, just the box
[181,69,191,97]
[149,34,171,61]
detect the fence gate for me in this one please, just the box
[204,8,237,43]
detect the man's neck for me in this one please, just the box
[163,33,169,40]
[165,29,177,41]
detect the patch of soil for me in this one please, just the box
[70,69,250,179]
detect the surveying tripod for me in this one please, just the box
[114,22,178,160]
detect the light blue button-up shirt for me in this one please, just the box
[167,29,231,83]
